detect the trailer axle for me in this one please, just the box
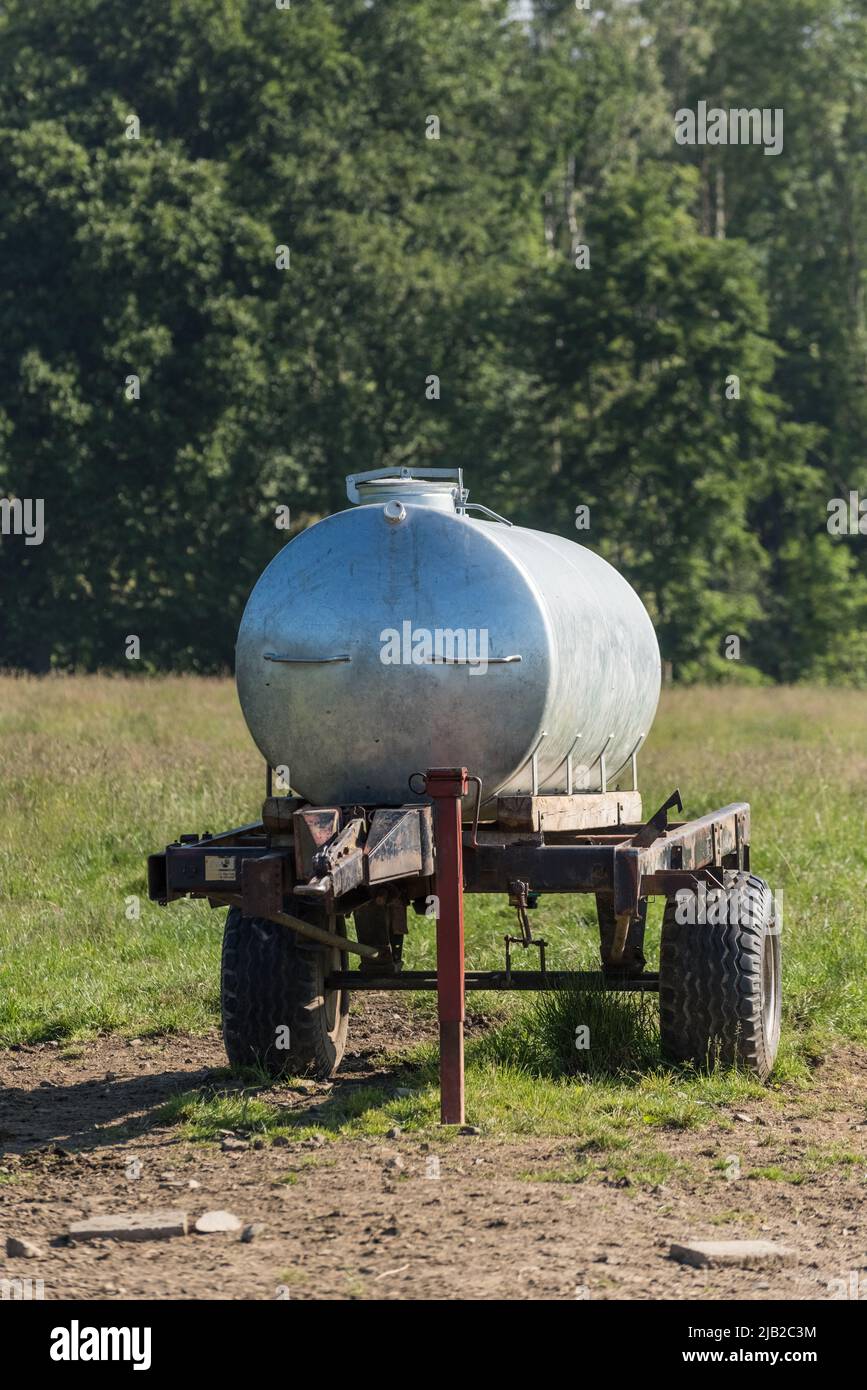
[326,970,660,992]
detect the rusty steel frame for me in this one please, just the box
[148,775,751,1126]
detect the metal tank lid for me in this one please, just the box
[346,467,465,512]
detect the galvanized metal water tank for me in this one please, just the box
[235,469,661,809]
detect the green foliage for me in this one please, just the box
[0,0,864,679]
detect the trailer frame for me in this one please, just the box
[148,769,753,1124]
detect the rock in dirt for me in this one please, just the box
[194,1210,243,1234]
[669,1240,796,1270]
[6,1235,43,1258]
[68,1210,189,1243]
[241,1223,265,1243]
[220,1137,248,1152]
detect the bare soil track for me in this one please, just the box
[1,1001,865,1301]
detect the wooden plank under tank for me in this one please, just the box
[496,790,642,833]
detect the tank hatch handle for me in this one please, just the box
[346,466,466,504]
[263,652,351,664]
[458,501,512,526]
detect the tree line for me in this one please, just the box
[0,0,865,681]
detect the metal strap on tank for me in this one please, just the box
[561,731,584,795]
[511,729,548,796]
[627,732,646,790]
[598,732,614,792]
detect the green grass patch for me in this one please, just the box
[747,1165,808,1184]
[708,1209,760,1227]
[154,1023,776,1146]
[526,1148,682,1187]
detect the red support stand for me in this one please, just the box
[426,767,468,1125]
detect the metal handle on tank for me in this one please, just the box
[263,652,351,664]
[418,655,522,665]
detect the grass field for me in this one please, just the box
[1,676,865,1139]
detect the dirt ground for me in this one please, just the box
[1,1001,865,1302]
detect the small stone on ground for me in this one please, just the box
[194,1210,243,1234]
[68,1210,188,1242]
[6,1235,43,1258]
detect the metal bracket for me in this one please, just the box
[631,788,683,848]
[241,852,286,919]
[294,817,365,902]
[505,880,545,980]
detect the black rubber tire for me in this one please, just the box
[221,908,349,1079]
[659,871,781,1080]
